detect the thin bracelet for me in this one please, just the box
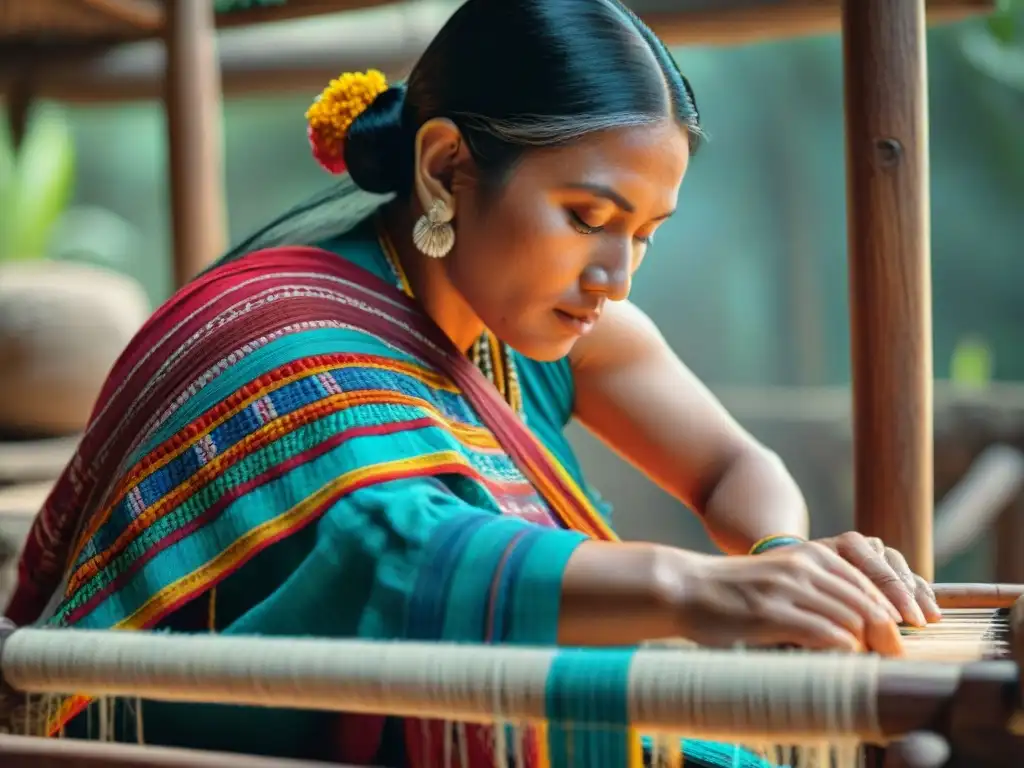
[749,534,807,556]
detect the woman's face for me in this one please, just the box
[447,119,690,362]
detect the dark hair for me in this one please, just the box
[225,0,700,259]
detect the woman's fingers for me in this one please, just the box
[760,603,861,653]
[802,568,904,656]
[803,541,902,623]
[833,533,926,626]
[911,573,942,623]
[883,545,942,623]
[758,546,903,655]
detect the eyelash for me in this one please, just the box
[568,210,654,246]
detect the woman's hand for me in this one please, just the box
[811,532,941,627]
[676,543,905,656]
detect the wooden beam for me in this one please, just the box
[0,5,448,103]
[80,0,164,30]
[0,481,51,521]
[714,383,1024,426]
[841,0,934,578]
[164,0,227,287]
[0,435,77,483]
[643,0,993,47]
[996,495,1024,582]
[4,78,32,149]
[213,0,402,28]
[0,0,992,104]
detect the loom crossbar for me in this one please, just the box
[0,626,1007,744]
[2,583,1023,765]
[932,584,1024,610]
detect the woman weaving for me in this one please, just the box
[4,0,940,765]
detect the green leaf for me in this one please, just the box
[987,12,1016,45]
[4,105,76,261]
[951,337,994,389]
[986,0,1024,45]
[0,119,15,261]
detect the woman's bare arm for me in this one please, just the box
[568,300,808,553]
[557,541,687,646]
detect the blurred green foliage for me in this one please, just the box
[0,106,75,262]
[987,0,1024,44]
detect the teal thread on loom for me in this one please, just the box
[546,648,634,767]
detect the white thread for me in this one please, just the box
[3,629,961,747]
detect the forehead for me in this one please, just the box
[511,121,690,208]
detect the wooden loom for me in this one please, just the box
[0,0,1010,766]
[0,583,1023,767]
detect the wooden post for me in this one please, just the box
[995,494,1024,582]
[841,1,934,578]
[164,0,227,289]
[5,78,32,150]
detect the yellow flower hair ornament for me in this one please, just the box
[306,69,389,175]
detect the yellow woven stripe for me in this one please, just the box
[68,388,504,585]
[536,723,551,768]
[528,441,618,541]
[121,452,463,629]
[132,356,457,489]
[487,332,506,397]
[119,357,455,506]
[628,729,645,767]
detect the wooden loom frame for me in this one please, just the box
[0,0,1011,765]
[0,586,1023,768]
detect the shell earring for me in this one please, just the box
[412,199,455,259]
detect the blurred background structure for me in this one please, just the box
[1,0,1023,604]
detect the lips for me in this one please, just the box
[557,308,599,324]
[553,308,600,335]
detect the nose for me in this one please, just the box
[580,242,632,302]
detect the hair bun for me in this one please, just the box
[305,69,389,175]
[343,85,409,195]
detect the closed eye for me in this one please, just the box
[569,210,655,246]
[568,210,602,235]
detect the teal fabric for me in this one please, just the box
[547,649,635,764]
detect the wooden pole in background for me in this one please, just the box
[164,0,227,289]
[841,0,934,578]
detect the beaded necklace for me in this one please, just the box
[375,218,525,419]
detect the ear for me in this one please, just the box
[412,118,473,219]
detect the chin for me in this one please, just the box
[504,334,578,363]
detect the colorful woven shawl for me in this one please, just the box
[3,244,772,768]
[8,246,616,628]
[2,245,629,759]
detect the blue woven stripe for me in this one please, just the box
[76,361,529,569]
[406,514,490,641]
[130,361,492,509]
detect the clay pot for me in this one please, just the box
[0,260,149,436]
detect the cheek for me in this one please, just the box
[461,199,583,288]
[468,194,554,258]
